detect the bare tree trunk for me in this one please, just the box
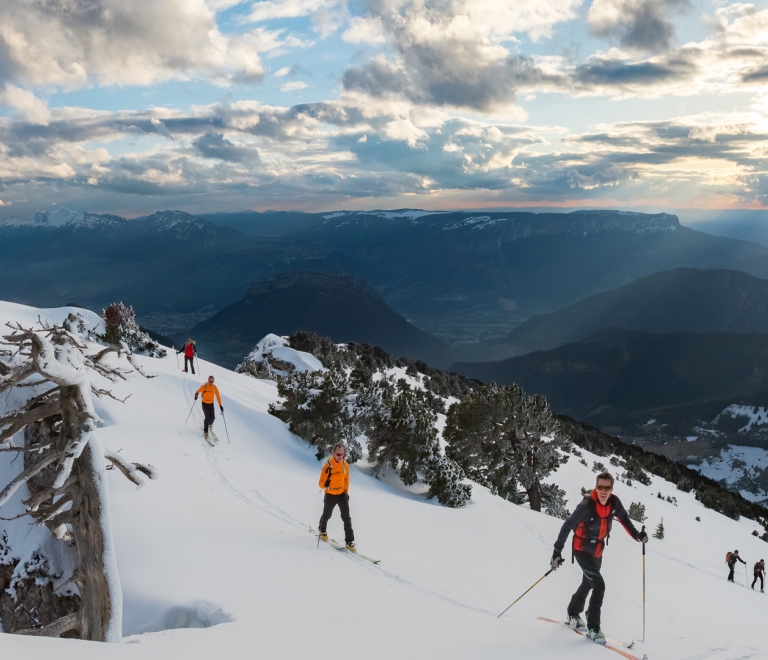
[71,444,113,641]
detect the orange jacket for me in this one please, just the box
[318,457,349,495]
[196,382,222,405]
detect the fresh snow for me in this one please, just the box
[1,302,768,659]
[245,333,324,374]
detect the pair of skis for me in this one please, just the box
[203,427,220,447]
[537,617,647,660]
[308,525,380,564]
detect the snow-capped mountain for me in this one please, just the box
[1,301,767,659]
[0,208,129,230]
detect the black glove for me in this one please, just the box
[220,406,224,413]
[194,395,198,401]
[346,492,350,501]
[551,550,563,571]
[638,531,649,544]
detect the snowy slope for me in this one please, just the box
[1,302,768,660]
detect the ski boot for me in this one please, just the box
[568,613,587,631]
[586,628,606,645]
[319,532,328,542]
[204,432,209,440]
[345,542,357,554]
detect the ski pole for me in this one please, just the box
[185,400,196,423]
[642,525,646,642]
[746,563,749,588]
[175,350,180,370]
[222,410,231,443]
[497,568,554,618]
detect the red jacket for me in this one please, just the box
[554,489,640,558]
[184,342,196,357]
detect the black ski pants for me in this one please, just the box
[753,572,764,590]
[202,402,215,432]
[568,550,605,630]
[319,493,354,544]
[184,356,195,373]
[728,564,735,582]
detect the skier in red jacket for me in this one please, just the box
[179,339,197,374]
[550,472,648,645]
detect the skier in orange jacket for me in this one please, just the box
[317,443,355,552]
[195,376,222,439]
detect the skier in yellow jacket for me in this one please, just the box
[195,376,223,439]
[318,443,356,552]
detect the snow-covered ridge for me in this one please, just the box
[0,301,767,659]
[0,208,130,230]
[322,209,446,220]
[240,333,324,376]
[714,405,768,433]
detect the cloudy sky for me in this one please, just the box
[1,0,767,216]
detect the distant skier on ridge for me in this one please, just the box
[195,375,223,440]
[549,471,648,645]
[726,549,746,583]
[180,338,197,374]
[317,443,356,553]
[752,558,765,592]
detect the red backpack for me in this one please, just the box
[726,552,733,564]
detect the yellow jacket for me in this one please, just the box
[318,457,349,495]
[196,382,222,405]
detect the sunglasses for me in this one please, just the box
[596,485,612,492]
[334,452,345,457]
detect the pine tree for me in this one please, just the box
[99,302,166,358]
[653,518,665,540]
[268,368,363,462]
[443,383,569,511]
[628,502,647,523]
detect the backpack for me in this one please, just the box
[726,552,733,564]
[323,458,347,489]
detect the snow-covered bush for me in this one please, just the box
[541,483,570,519]
[628,502,647,523]
[444,383,569,512]
[426,457,472,508]
[99,302,166,358]
[269,369,363,463]
[654,518,665,539]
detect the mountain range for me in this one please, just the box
[464,268,768,361]
[5,208,768,345]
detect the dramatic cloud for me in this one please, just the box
[588,0,689,53]
[2,0,768,212]
[340,0,578,110]
[0,0,268,89]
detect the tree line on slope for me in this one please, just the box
[263,331,570,515]
[259,331,768,532]
[558,415,768,535]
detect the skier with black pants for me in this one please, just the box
[727,550,746,582]
[180,339,196,374]
[550,472,648,645]
[752,559,765,591]
[194,376,222,440]
[317,444,356,553]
